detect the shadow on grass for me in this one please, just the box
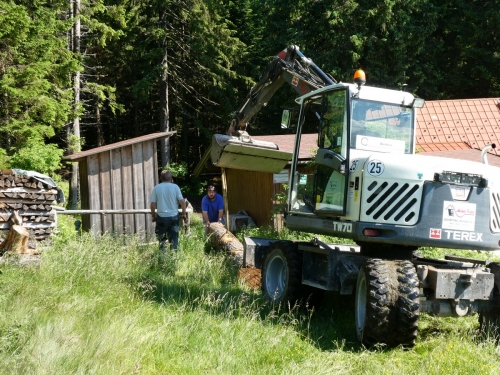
[126,249,366,353]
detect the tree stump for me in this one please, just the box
[1,224,29,254]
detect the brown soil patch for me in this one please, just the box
[238,267,261,289]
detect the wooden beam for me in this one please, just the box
[55,208,193,215]
[221,168,229,230]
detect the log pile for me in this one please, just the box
[0,169,58,253]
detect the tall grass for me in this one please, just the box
[0,214,499,374]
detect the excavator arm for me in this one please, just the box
[211,46,335,174]
[228,45,335,136]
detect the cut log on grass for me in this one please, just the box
[206,222,243,266]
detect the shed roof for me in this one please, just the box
[64,131,176,161]
[252,133,317,159]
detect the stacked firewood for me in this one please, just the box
[0,169,58,252]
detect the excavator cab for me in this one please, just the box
[209,45,422,192]
[288,84,421,220]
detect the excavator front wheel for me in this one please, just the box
[355,258,419,348]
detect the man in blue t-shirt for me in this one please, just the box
[201,185,225,233]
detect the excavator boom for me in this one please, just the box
[228,45,335,136]
[211,46,335,173]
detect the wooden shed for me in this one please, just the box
[64,132,175,237]
[227,134,315,229]
[194,134,316,230]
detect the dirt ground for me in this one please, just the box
[238,268,262,289]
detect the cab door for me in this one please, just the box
[313,89,350,217]
[289,88,350,218]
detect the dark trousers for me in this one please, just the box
[155,215,180,251]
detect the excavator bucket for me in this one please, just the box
[210,134,292,173]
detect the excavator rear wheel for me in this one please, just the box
[355,258,419,347]
[261,241,302,306]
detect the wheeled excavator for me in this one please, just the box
[210,45,500,347]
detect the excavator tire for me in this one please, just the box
[394,260,420,346]
[479,313,500,340]
[261,241,302,306]
[479,262,500,340]
[355,258,419,348]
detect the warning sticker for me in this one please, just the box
[442,201,476,231]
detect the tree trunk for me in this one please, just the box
[206,222,261,288]
[183,109,188,169]
[68,0,81,209]
[206,222,243,266]
[159,47,170,168]
[96,94,104,146]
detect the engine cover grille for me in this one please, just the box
[360,179,422,225]
[491,190,500,233]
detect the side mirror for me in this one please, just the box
[281,110,291,129]
[412,98,425,108]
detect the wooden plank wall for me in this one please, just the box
[111,148,124,232]
[87,155,102,233]
[132,143,146,236]
[227,165,312,231]
[82,140,158,239]
[142,141,157,241]
[99,151,113,231]
[226,169,274,227]
[79,161,90,230]
[121,145,134,234]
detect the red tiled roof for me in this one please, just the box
[417,142,471,153]
[417,98,500,156]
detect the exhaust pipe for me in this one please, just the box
[481,143,496,164]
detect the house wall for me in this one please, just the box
[79,140,158,238]
[225,165,310,230]
[226,169,275,227]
